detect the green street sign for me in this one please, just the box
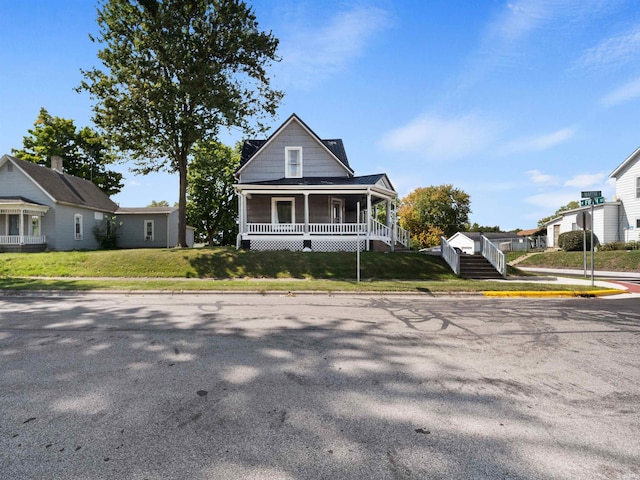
[581,190,602,198]
[580,196,604,207]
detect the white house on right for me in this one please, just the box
[546,147,640,247]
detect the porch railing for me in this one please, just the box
[0,235,47,245]
[246,223,305,234]
[481,235,507,278]
[246,223,367,235]
[441,235,460,276]
[309,223,367,234]
[395,225,410,248]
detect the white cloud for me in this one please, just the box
[563,172,606,188]
[277,6,390,88]
[578,24,640,70]
[379,113,496,160]
[526,169,559,185]
[600,76,640,107]
[524,191,578,209]
[500,127,575,154]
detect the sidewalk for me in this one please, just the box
[504,267,640,296]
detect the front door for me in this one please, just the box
[553,225,560,247]
[8,215,19,235]
[331,199,343,224]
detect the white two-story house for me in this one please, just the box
[546,146,640,247]
[234,114,409,252]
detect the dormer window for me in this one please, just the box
[285,147,302,178]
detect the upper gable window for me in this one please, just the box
[285,147,302,178]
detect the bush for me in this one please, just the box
[558,230,599,251]
[599,240,640,251]
[92,215,122,249]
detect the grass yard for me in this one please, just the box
[513,250,640,271]
[0,247,609,293]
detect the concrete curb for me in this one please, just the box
[483,289,624,298]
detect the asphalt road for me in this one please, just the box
[1,293,639,480]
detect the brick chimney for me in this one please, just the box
[51,156,63,172]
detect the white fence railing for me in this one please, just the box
[0,235,46,245]
[246,223,305,234]
[244,222,410,248]
[309,223,367,234]
[482,235,507,278]
[441,236,460,276]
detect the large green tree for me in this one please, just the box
[398,184,471,248]
[12,108,123,196]
[79,0,283,246]
[186,140,239,245]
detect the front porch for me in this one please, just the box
[235,186,410,252]
[0,197,49,252]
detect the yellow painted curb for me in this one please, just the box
[483,289,624,298]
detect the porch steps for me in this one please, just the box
[459,255,503,279]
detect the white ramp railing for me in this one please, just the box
[441,236,460,276]
[482,235,507,278]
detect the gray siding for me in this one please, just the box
[240,121,349,183]
[0,161,54,206]
[52,204,102,251]
[117,213,171,248]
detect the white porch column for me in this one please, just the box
[304,193,309,234]
[366,190,372,251]
[20,208,25,244]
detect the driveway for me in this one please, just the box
[1,294,639,479]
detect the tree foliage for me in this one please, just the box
[398,184,471,248]
[79,0,283,246]
[467,223,501,233]
[186,140,239,246]
[537,201,580,227]
[12,108,123,196]
[148,200,170,207]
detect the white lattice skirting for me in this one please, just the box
[247,238,367,252]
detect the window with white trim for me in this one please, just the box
[272,197,295,224]
[144,220,154,241]
[74,214,83,240]
[636,219,640,229]
[285,147,302,178]
[636,177,640,199]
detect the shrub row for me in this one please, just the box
[597,240,640,251]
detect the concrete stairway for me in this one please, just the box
[459,254,504,279]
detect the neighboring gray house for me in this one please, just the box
[233,114,409,252]
[545,146,640,247]
[0,154,193,251]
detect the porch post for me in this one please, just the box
[387,199,395,252]
[20,209,25,244]
[366,190,372,251]
[304,193,309,234]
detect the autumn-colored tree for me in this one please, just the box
[398,184,471,248]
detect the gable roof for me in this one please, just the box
[237,113,354,175]
[1,155,118,212]
[610,146,640,178]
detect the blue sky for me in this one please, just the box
[1,0,640,230]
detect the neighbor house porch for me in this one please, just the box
[235,184,409,252]
[0,197,49,252]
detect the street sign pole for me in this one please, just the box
[590,203,595,287]
[583,227,587,278]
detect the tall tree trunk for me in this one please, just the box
[178,153,188,247]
